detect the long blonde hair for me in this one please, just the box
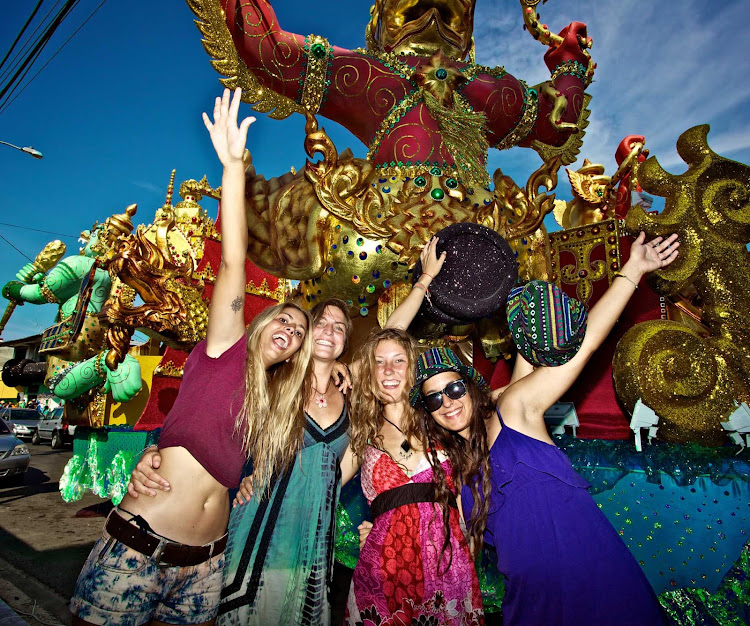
[236,302,313,490]
[349,328,420,461]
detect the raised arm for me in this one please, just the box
[384,237,446,331]
[500,232,679,437]
[204,88,256,357]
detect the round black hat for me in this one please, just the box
[413,222,518,322]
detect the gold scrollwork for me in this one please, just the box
[304,113,391,240]
[614,125,750,444]
[187,0,304,120]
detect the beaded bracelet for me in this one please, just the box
[39,280,59,304]
[614,272,638,289]
[92,352,106,380]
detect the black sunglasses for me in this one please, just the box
[422,379,467,412]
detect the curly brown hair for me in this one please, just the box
[416,377,495,556]
[348,328,421,462]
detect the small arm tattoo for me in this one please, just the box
[231,297,243,313]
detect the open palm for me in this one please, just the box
[628,231,680,274]
[202,88,255,166]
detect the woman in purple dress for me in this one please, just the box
[412,232,679,625]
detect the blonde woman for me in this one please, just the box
[132,298,356,625]
[70,88,312,626]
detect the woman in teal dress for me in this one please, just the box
[130,297,355,625]
[218,297,353,624]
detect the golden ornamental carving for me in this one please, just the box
[613,125,750,445]
[241,117,559,308]
[304,113,390,240]
[105,224,209,369]
[246,277,288,302]
[153,361,185,379]
[530,93,592,166]
[187,0,304,120]
[548,220,620,305]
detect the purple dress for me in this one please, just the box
[461,410,665,626]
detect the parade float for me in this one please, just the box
[2,0,748,621]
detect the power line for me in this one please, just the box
[0,221,78,239]
[0,0,63,85]
[0,0,45,78]
[0,0,80,112]
[0,233,34,263]
[3,0,112,115]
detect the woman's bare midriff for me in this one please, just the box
[118,446,230,546]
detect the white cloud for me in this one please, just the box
[131,180,164,195]
[473,0,750,179]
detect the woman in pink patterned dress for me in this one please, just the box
[344,239,483,626]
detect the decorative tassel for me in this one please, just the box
[421,90,490,186]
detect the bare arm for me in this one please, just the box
[385,237,446,330]
[203,88,256,357]
[340,443,361,486]
[500,232,679,437]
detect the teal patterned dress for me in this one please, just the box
[217,405,349,625]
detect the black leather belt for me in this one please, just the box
[105,511,227,567]
[370,482,457,520]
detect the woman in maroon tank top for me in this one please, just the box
[70,88,312,626]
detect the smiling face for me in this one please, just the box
[422,371,474,439]
[373,339,412,405]
[259,306,309,368]
[312,305,348,362]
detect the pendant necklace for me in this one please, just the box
[383,415,413,459]
[312,382,330,409]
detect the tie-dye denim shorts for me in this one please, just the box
[70,526,225,625]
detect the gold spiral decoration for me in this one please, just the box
[613,321,737,445]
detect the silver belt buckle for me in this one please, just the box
[151,538,168,565]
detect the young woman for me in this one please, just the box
[130,297,355,625]
[414,232,679,626]
[344,240,485,625]
[220,297,354,624]
[70,88,312,626]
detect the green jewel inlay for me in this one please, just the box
[446,178,458,189]
[430,166,442,176]
[414,176,427,187]
[311,43,327,59]
[435,68,448,80]
[431,188,445,201]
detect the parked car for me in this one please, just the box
[0,418,30,483]
[36,408,76,449]
[0,407,42,443]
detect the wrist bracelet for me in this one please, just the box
[39,280,59,304]
[614,272,638,289]
[413,282,428,292]
[93,352,107,380]
[420,273,434,281]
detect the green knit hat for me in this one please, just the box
[506,280,588,367]
[409,347,486,407]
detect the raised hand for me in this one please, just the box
[625,232,680,277]
[202,88,256,167]
[419,236,447,280]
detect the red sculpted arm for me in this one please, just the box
[223,0,308,102]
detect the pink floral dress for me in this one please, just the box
[345,446,484,625]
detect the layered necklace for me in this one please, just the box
[312,382,330,409]
[383,415,413,460]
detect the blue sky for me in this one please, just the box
[1,0,749,340]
